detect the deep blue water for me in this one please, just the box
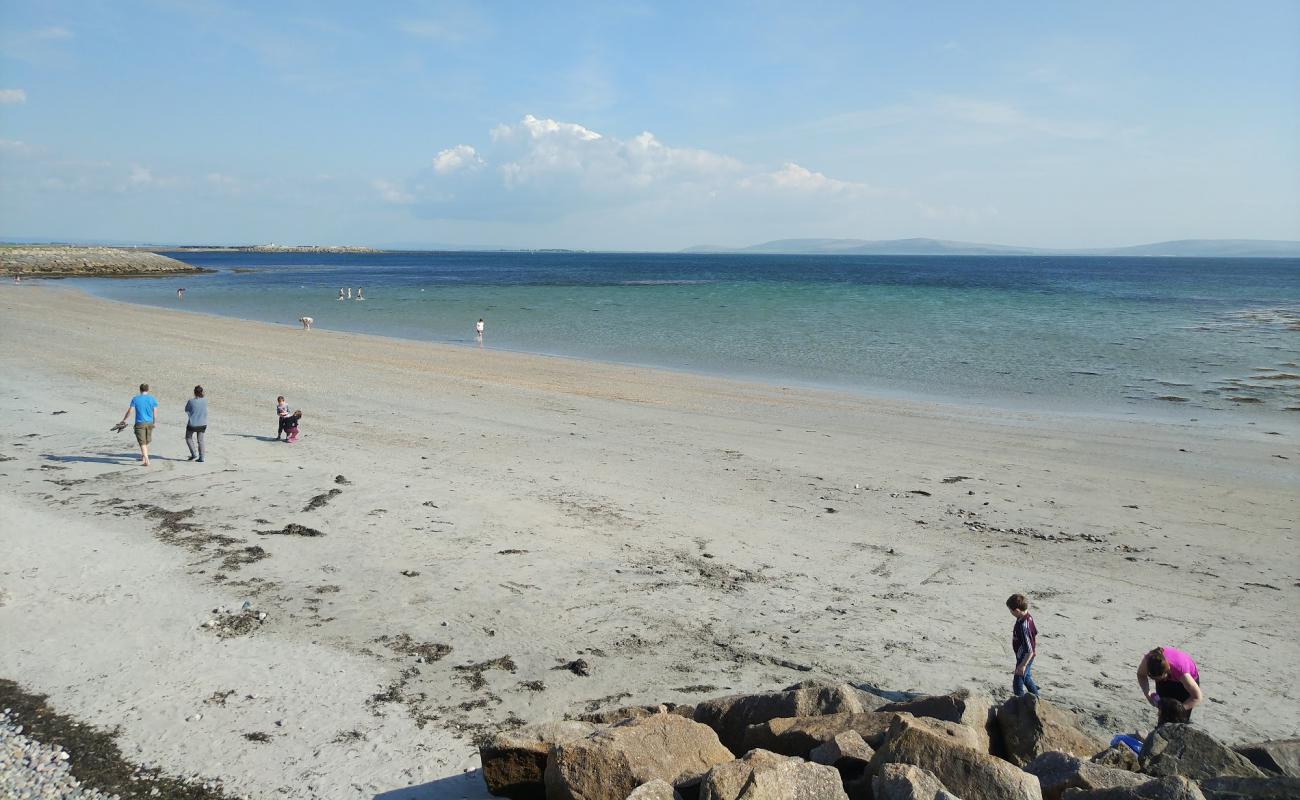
[68,251,1300,420]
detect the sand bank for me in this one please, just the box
[0,284,1295,799]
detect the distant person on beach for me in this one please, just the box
[476,318,485,338]
[338,288,345,301]
[276,396,289,441]
[119,383,159,467]
[1138,646,1202,720]
[347,287,352,299]
[1007,594,1040,697]
[299,316,313,329]
[356,287,364,300]
[282,410,302,443]
[177,287,185,299]
[184,385,207,462]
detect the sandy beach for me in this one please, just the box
[1,284,1296,799]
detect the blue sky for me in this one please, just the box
[1,1,1297,249]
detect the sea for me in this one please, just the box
[67,251,1300,423]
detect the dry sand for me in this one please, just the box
[0,284,1296,799]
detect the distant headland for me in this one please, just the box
[154,244,382,254]
[682,237,1300,258]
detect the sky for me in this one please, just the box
[1,1,1298,250]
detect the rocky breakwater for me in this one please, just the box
[1,246,207,278]
[479,681,1300,800]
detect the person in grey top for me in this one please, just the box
[184,385,208,462]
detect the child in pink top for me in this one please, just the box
[1138,646,1203,721]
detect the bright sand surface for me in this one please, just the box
[1,284,1297,799]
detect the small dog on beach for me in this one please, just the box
[299,316,314,329]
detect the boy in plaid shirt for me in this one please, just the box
[1007,594,1040,696]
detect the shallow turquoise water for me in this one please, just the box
[67,251,1300,421]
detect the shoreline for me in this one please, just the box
[0,284,1296,799]
[52,279,1300,434]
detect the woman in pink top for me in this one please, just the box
[1137,646,1203,720]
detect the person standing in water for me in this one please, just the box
[338,288,345,301]
[356,287,364,300]
[184,385,208,462]
[177,287,185,299]
[347,287,352,299]
[475,318,485,343]
[119,383,159,466]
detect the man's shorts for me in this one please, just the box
[134,423,154,445]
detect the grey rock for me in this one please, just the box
[1061,775,1205,799]
[1232,740,1300,778]
[545,713,733,800]
[869,715,1042,800]
[1200,776,1300,800]
[626,779,682,800]
[1024,751,1146,800]
[479,720,599,798]
[880,688,996,754]
[996,695,1108,767]
[809,730,874,772]
[871,762,961,800]
[740,711,909,757]
[1092,745,1141,772]
[698,748,848,800]
[1140,725,1265,781]
[694,683,868,753]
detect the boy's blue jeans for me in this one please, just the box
[1013,658,1040,696]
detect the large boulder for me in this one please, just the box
[1060,776,1205,799]
[871,763,961,800]
[694,683,869,753]
[481,720,599,798]
[1092,745,1141,772]
[741,712,980,757]
[1024,751,1147,800]
[880,688,996,753]
[1233,740,1300,777]
[997,695,1108,767]
[869,715,1043,800]
[627,779,682,800]
[545,713,734,800]
[810,730,874,773]
[580,704,694,725]
[698,748,848,800]
[1199,776,1300,799]
[1140,725,1266,781]
[741,711,904,755]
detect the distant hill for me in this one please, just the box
[682,237,1300,258]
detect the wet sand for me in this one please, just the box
[0,284,1296,799]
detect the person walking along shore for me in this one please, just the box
[184,385,208,462]
[118,383,159,466]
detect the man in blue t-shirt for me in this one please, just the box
[119,383,160,466]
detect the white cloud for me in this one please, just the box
[397,10,487,43]
[127,165,155,186]
[742,162,872,195]
[372,178,414,204]
[931,96,1115,140]
[0,138,34,156]
[206,172,238,186]
[0,89,27,104]
[31,26,73,40]
[120,164,180,191]
[408,114,876,223]
[431,144,484,175]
